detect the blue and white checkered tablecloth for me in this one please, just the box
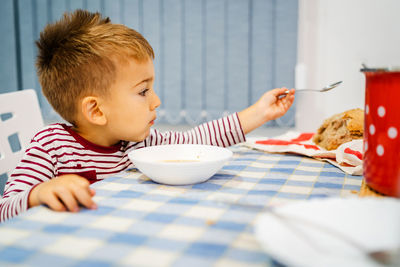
[0,145,363,267]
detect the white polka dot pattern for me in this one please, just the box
[369,124,375,135]
[363,72,400,197]
[388,127,398,139]
[377,145,384,156]
[378,106,386,117]
[366,107,399,158]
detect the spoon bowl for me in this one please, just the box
[317,81,343,92]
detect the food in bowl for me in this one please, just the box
[128,144,233,185]
[313,108,364,150]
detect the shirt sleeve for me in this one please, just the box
[0,140,55,222]
[144,113,246,147]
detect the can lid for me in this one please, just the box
[360,64,400,72]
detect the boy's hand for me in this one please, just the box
[28,174,97,212]
[238,88,295,134]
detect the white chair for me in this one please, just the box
[0,89,44,195]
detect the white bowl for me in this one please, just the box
[128,144,233,185]
[255,197,400,267]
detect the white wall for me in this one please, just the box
[296,0,400,132]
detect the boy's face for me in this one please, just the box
[101,58,161,142]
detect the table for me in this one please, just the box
[0,145,363,267]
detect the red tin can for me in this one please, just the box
[362,67,400,197]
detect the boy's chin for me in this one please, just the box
[128,130,151,143]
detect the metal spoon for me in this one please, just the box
[283,81,343,95]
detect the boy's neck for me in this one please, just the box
[71,124,121,147]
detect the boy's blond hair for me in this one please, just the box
[36,9,154,125]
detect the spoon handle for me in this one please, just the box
[294,89,321,92]
[282,81,342,94]
[282,88,328,95]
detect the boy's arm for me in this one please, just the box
[0,139,96,222]
[147,113,245,147]
[0,140,54,222]
[238,88,295,134]
[144,88,294,148]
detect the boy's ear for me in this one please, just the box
[81,96,107,125]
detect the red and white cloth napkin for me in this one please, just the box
[244,131,363,175]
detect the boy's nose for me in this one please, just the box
[151,92,161,110]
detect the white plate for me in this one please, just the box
[255,197,400,267]
[128,144,232,185]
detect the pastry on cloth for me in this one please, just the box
[313,108,364,150]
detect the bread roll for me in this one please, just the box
[313,108,364,150]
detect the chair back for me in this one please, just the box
[0,89,44,195]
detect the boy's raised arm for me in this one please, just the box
[143,88,294,149]
[145,113,245,147]
[238,88,295,134]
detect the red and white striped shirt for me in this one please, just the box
[0,113,245,222]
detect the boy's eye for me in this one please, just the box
[139,89,149,96]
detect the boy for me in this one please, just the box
[0,10,295,222]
